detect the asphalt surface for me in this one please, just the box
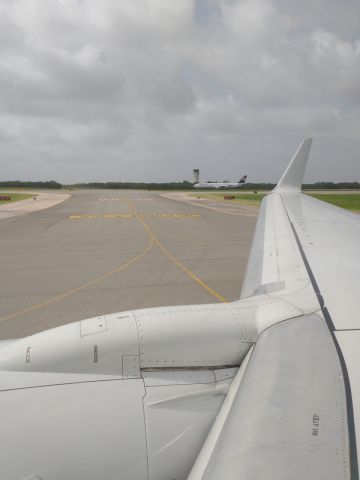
[0,190,258,339]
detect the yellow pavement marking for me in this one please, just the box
[127,200,227,303]
[69,214,133,219]
[155,238,227,303]
[0,205,220,323]
[0,238,154,324]
[143,213,201,218]
[103,214,133,219]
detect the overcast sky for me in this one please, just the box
[0,0,359,183]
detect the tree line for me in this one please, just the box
[0,180,359,190]
[0,180,62,189]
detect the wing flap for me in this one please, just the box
[188,314,351,480]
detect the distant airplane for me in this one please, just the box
[193,175,247,189]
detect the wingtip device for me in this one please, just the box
[274,138,313,193]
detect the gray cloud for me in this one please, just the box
[0,0,359,183]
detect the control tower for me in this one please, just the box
[193,169,200,184]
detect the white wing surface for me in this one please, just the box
[189,139,360,479]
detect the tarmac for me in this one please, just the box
[0,191,71,220]
[0,190,258,339]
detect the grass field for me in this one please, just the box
[0,192,36,203]
[308,194,360,211]
[192,192,360,212]
[192,192,267,206]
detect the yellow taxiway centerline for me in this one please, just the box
[126,199,228,304]
[0,237,154,324]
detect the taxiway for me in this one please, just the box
[0,190,258,339]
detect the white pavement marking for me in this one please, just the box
[99,198,122,201]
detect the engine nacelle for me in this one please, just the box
[0,303,258,378]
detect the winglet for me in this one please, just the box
[274,138,313,193]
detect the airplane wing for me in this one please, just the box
[188,139,360,479]
[1,139,359,480]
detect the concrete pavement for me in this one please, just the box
[0,191,71,220]
[0,190,258,339]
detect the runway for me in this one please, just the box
[0,190,258,339]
